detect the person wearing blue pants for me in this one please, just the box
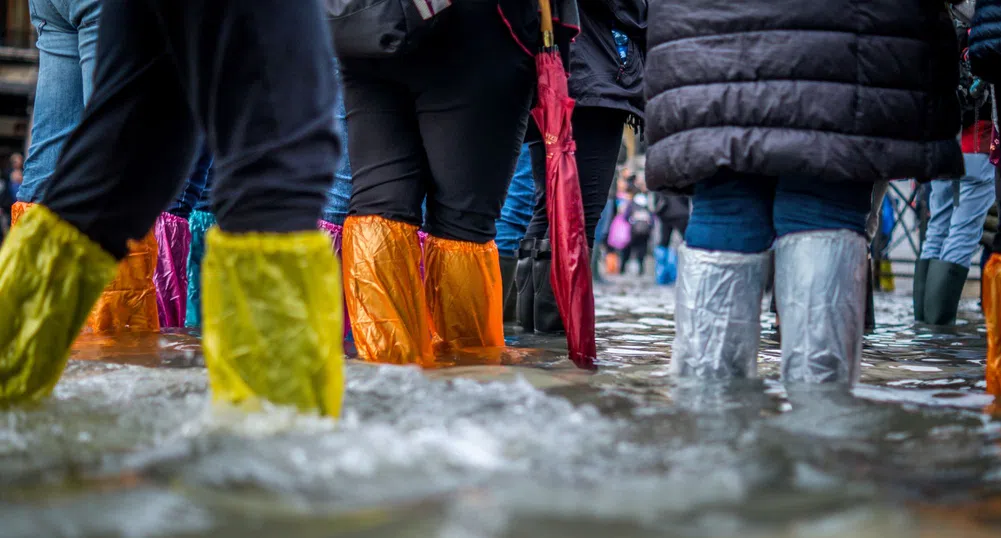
[916,155,997,324]
[495,145,535,322]
[646,0,962,385]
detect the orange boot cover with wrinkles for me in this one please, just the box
[984,253,1001,397]
[13,202,160,333]
[424,235,505,351]
[343,215,432,365]
[85,230,159,333]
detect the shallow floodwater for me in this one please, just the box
[1,279,999,538]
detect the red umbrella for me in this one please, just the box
[532,0,597,369]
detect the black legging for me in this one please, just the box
[524,106,629,248]
[341,1,535,244]
[38,0,339,259]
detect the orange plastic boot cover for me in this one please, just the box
[984,253,1001,397]
[342,215,432,365]
[85,230,160,333]
[424,235,505,351]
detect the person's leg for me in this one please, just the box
[168,146,212,220]
[772,178,873,385]
[0,0,198,404]
[633,236,649,275]
[619,245,632,273]
[340,60,432,365]
[17,0,84,205]
[920,180,954,261]
[574,107,629,248]
[925,155,997,325]
[496,144,535,322]
[916,180,953,321]
[495,145,535,259]
[153,0,343,415]
[673,173,775,380]
[320,58,352,228]
[156,145,211,328]
[415,2,534,349]
[938,156,996,266]
[515,134,546,329]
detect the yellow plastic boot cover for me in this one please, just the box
[984,253,1001,397]
[85,230,160,333]
[12,202,158,334]
[424,235,505,351]
[201,228,344,417]
[342,215,432,365]
[0,205,117,404]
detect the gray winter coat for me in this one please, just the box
[645,0,964,192]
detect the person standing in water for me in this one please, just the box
[0,0,345,416]
[647,0,962,385]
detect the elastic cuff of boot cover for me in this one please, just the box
[154,212,192,328]
[343,215,432,365]
[0,205,118,404]
[671,244,769,380]
[424,235,505,349]
[85,228,160,333]
[202,226,344,417]
[10,201,32,227]
[775,230,867,385]
[317,219,344,254]
[189,209,217,233]
[206,227,334,253]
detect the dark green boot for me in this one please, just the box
[515,239,536,331]
[500,254,518,323]
[913,258,930,323]
[923,259,970,326]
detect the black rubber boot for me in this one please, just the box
[500,254,518,323]
[533,240,565,334]
[923,259,970,326]
[865,255,876,334]
[913,258,930,323]
[515,239,536,331]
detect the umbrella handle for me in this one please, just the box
[538,0,554,48]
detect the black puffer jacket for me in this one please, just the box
[645,0,964,192]
[568,0,646,125]
[970,0,1001,84]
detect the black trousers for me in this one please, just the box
[38,0,340,259]
[341,0,535,244]
[525,106,628,248]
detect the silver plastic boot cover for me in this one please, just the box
[671,245,770,379]
[775,230,867,385]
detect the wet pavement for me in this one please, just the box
[1,278,999,538]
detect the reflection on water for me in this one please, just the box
[0,280,999,537]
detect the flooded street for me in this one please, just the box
[1,279,999,538]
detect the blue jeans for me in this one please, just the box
[685,173,873,253]
[494,144,535,257]
[18,0,101,203]
[168,146,213,219]
[920,153,996,268]
[322,59,352,225]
